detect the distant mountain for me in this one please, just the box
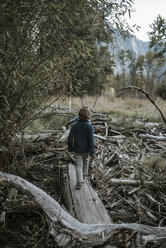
[106,29,150,73]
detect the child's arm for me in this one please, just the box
[65,116,78,127]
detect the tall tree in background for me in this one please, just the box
[148,15,166,57]
[118,49,129,98]
[148,15,166,99]
[136,55,145,90]
[127,50,137,87]
[86,45,115,95]
[144,51,156,96]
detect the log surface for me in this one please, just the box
[62,163,112,224]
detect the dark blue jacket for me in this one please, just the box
[68,120,95,156]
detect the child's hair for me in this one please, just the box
[78,106,90,120]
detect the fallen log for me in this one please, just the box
[61,163,112,224]
[94,134,107,141]
[1,171,166,247]
[108,178,153,186]
[139,134,166,141]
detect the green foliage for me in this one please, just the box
[113,48,166,98]
[0,0,134,152]
[86,45,115,95]
[117,49,138,97]
[148,15,166,57]
[26,113,74,133]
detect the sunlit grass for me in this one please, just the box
[57,95,166,123]
[27,95,166,133]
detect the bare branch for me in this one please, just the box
[116,86,166,124]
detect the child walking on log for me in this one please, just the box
[68,107,95,189]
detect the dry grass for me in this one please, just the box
[57,95,166,122]
[141,155,166,187]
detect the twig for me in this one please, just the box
[92,95,99,111]
[80,96,84,106]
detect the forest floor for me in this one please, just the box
[0,105,166,247]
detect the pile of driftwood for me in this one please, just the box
[0,107,166,248]
[90,114,166,226]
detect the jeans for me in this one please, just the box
[74,153,89,183]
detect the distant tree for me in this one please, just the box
[86,45,115,95]
[155,79,166,100]
[118,49,129,98]
[144,51,156,96]
[126,50,138,87]
[136,55,145,90]
[148,16,166,95]
[154,55,166,82]
[148,15,166,57]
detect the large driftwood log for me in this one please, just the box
[1,171,166,247]
[139,133,166,141]
[62,163,112,224]
[108,178,153,186]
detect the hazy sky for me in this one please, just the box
[127,0,166,41]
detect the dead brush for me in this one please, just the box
[0,178,9,197]
[140,155,166,187]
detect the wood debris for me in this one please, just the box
[0,108,166,247]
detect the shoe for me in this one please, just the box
[76,182,83,189]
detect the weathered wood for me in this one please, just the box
[94,134,107,140]
[104,122,108,137]
[139,133,166,141]
[59,129,70,142]
[108,178,153,186]
[1,171,166,247]
[62,163,112,224]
